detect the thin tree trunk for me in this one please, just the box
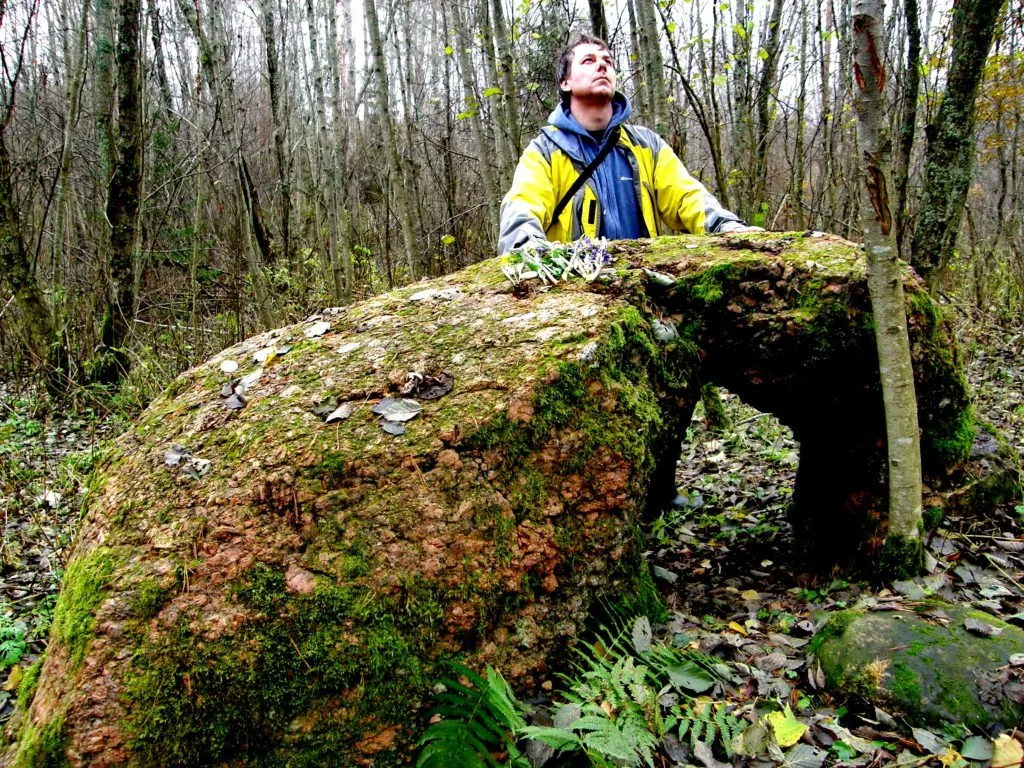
[753,0,785,215]
[851,0,923,575]
[261,0,291,268]
[490,0,521,160]
[448,0,498,235]
[365,0,419,276]
[95,0,143,384]
[893,0,921,259]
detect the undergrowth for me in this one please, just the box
[417,612,792,767]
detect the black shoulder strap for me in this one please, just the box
[550,126,621,227]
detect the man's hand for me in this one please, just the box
[719,222,764,234]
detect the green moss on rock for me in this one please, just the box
[50,548,117,669]
[814,603,1024,728]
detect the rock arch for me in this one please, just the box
[5,234,973,767]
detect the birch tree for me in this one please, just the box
[851,0,923,576]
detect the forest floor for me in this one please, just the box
[1,309,1022,765]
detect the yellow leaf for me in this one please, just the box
[741,589,759,601]
[938,747,962,768]
[728,621,748,636]
[993,734,1024,768]
[764,706,807,748]
[3,664,23,692]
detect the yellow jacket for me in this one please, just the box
[498,120,741,254]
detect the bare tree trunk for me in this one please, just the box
[753,0,786,216]
[489,0,521,161]
[588,0,608,39]
[851,0,923,576]
[893,0,921,258]
[261,0,291,268]
[94,0,143,384]
[326,0,354,300]
[365,0,420,276]
[911,0,1004,290]
[448,0,498,234]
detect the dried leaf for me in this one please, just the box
[304,320,331,338]
[225,394,247,410]
[338,342,361,355]
[780,743,826,768]
[219,359,238,373]
[403,371,455,400]
[632,616,652,654]
[324,403,358,423]
[313,397,339,417]
[694,741,730,768]
[964,617,1002,637]
[653,565,678,583]
[253,346,277,363]
[164,446,188,466]
[372,397,422,423]
[381,422,406,436]
[992,734,1024,768]
[912,727,947,755]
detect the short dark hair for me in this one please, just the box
[556,34,612,107]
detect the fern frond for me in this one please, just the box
[416,662,529,768]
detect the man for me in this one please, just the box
[498,35,759,255]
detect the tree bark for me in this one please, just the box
[851,0,923,576]
[94,0,143,384]
[911,0,1004,290]
[365,0,420,277]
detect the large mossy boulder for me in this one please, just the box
[813,603,1024,728]
[5,234,977,766]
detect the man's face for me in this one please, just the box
[560,43,616,104]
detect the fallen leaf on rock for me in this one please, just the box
[324,403,359,423]
[381,422,406,436]
[964,617,1002,636]
[224,394,247,410]
[253,346,277,363]
[164,445,188,466]
[313,397,339,417]
[338,342,361,355]
[372,397,421,423]
[304,320,331,338]
[219,359,238,373]
[183,457,212,479]
[402,371,454,400]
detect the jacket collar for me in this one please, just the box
[544,93,632,160]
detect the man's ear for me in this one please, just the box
[559,78,570,94]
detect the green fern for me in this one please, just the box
[416,663,529,768]
[675,700,746,758]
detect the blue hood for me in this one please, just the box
[545,93,632,160]
[542,93,645,241]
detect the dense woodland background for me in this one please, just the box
[0,0,1021,396]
